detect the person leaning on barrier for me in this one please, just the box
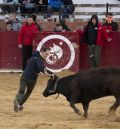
[103,12,118,32]
[83,14,112,68]
[13,48,54,112]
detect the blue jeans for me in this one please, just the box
[47,5,65,20]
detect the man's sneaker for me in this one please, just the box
[14,100,23,112]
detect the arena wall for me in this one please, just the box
[0,31,120,73]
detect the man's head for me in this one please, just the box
[10,13,16,21]
[26,15,34,25]
[91,14,98,25]
[6,21,12,31]
[4,14,10,23]
[40,48,51,59]
[106,13,113,24]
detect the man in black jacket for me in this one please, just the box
[14,48,54,112]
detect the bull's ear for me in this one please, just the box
[54,75,59,80]
[50,76,54,80]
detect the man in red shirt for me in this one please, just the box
[18,15,38,71]
[103,13,118,32]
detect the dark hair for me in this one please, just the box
[32,14,36,21]
[90,14,98,25]
[6,21,12,26]
[41,48,50,52]
[26,15,33,19]
[106,12,113,16]
[59,19,65,25]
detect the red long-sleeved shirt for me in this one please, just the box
[18,23,38,46]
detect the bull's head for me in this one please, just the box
[43,75,60,97]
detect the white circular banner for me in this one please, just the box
[37,34,75,72]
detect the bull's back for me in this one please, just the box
[73,67,120,101]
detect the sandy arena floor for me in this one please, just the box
[0,71,120,129]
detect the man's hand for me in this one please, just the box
[18,44,23,48]
[107,38,112,42]
[106,30,110,33]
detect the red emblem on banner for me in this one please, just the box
[37,34,75,72]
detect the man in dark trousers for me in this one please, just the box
[18,15,38,71]
[14,48,54,112]
[83,14,111,68]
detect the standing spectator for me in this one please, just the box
[47,0,65,20]
[83,14,111,68]
[18,15,38,71]
[13,48,54,112]
[1,0,18,13]
[9,13,22,31]
[103,12,118,32]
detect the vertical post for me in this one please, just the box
[106,3,109,16]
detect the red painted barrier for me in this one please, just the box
[34,32,80,72]
[0,31,22,69]
[0,31,120,72]
[79,31,120,69]
[0,31,80,72]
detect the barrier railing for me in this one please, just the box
[0,3,120,20]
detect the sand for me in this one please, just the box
[0,71,120,129]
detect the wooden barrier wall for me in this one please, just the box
[0,31,120,72]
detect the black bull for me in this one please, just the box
[43,67,120,118]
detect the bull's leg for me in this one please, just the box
[69,86,81,115]
[70,102,81,115]
[108,98,120,116]
[82,102,89,118]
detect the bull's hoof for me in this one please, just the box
[108,110,116,116]
[83,114,88,119]
[75,110,81,115]
[77,111,81,116]
[82,115,88,120]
